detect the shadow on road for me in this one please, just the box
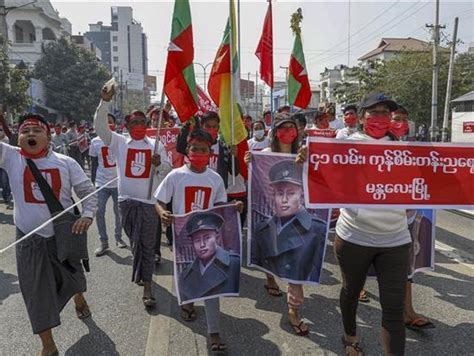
[0,211,14,225]
[65,317,118,356]
[105,250,133,266]
[0,269,20,305]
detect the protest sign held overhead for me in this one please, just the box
[173,205,242,305]
[304,138,474,209]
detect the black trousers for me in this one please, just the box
[334,235,410,356]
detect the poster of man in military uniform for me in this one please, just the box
[248,152,331,285]
[173,206,241,304]
[407,209,435,278]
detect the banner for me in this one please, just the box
[77,134,89,153]
[463,121,474,133]
[196,84,218,116]
[248,151,330,285]
[146,128,184,168]
[304,138,474,209]
[306,128,337,138]
[173,204,241,305]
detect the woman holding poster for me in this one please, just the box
[332,93,412,355]
[245,113,312,336]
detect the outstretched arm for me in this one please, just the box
[94,100,112,146]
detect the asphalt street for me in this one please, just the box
[0,198,473,355]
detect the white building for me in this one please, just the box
[85,6,148,91]
[451,91,474,143]
[5,0,71,66]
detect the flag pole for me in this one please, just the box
[229,0,236,186]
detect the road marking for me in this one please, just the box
[435,240,474,270]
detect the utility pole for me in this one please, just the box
[246,71,250,113]
[119,69,123,120]
[255,71,258,118]
[0,0,9,117]
[426,0,445,142]
[280,65,289,106]
[441,17,459,142]
[347,0,351,66]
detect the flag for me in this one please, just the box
[163,0,198,122]
[255,1,273,88]
[288,9,311,109]
[196,84,218,115]
[207,1,248,148]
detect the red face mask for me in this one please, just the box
[389,120,409,139]
[129,126,147,140]
[344,114,358,126]
[54,128,61,135]
[109,124,116,132]
[364,115,391,139]
[205,127,219,142]
[276,127,298,144]
[317,119,329,130]
[188,151,210,170]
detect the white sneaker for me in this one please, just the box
[95,244,109,257]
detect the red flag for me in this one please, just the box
[255,1,273,88]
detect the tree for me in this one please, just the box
[33,38,110,122]
[0,48,31,116]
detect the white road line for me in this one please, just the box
[435,240,474,270]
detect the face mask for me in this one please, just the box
[129,126,147,140]
[389,120,409,139]
[253,130,265,140]
[188,151,210,170]
[276,127,298,144]
[317,119,329,130]
[54,128,61,135]
[109,124,116,132]
[365,115,391,139]
[205,127,219,142]
[344,114,358,126]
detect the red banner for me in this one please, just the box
[306,128,337,138]
[146,128,184,168]
[77,134,89,153]
[196,85,218,115]
[303,138,474,208]
[463,121,474,133]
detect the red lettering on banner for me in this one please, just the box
[125,149,152,178]
[24,168,62,204]
[304,138,474,208]
[306,129,337,138]
[146,128,185,168]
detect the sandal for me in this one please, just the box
[341,336,364,356]
[142,296,156,308]
[405,317,435,331]
[264,284,283,297]
[75,302,92,320]
[289,320,309,336]
[358,290,370,303]
[37,350,59,356]
[210,342,227,355]
[136,280,145,286]
[180,305,197,322]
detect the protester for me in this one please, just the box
[334,93,411,355]
[389,105,410,141]
[0,112,97,356]
[247,120,269,151]
[51,123,67,153]
[336,104,359,139]
[243,115,253,139]
[293,113,308,142]
[89,113,126,256]
[325,103,344,130]
[94,85,171,308]
[66,122,82,167]
[0,116,12,206]
[245,113,310,336]
[155,128,243,354]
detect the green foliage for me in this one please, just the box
[0,48,32,116]
[33,38,110,122]
[333,50,474,126]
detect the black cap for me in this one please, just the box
[342,104,358,113]
[186,212,224,236]
[269,160,303,186]
[359,92,398,111]
[274,112,295,128]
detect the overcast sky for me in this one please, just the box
[52,0,474,90]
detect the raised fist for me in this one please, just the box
[101,78,116,102]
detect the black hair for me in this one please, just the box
[263,110,272,117]
[201,111,220,125]
[19,113,49,128]
[292,113,307,127]
[107,113,117,123]
[187,128,213,146]
[252,120,266,129]
[395,105,409,115]
[313,111,326,122]
[277,105,291,113]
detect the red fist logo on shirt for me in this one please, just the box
[23,168,62,204]
[125,149,152,178]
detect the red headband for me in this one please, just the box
[19,118,49,134]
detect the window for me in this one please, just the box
[113,56,119,62]
[113,36,118,42]
[113,46,118,52]
[113,66,119,73]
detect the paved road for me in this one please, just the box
[0,200,473,355]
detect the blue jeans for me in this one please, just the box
[96,187,122,244]
[0,168,11,202]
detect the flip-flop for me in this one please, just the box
[341,336,364,355]
[264,284,283,297]
[358,290,370,303]
[75,303,92,320]
[210,342,227,355]
[405,317,435,331]
[180,306,197,322]
[142,296,156,308]
[289,321,310,336]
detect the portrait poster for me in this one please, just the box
[248,151,331,285]
[173,205,242,305]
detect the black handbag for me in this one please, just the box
[26,159,90,271]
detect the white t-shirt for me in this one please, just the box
[0,144,89,237]
[0,136,9,144]
[154,165,227,215]
[335,127,358,140]
[209,142,220,172]
[109,132,169,204]
[89,136,118,188]
[248,137,270,151]
[329,119,345,130]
